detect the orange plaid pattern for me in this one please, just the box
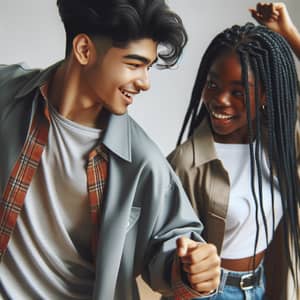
[0,106,49,258]
[0,97,108,262]
[86,144,108,258]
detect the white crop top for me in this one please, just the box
[214,142,283,259]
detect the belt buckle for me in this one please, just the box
[240,273,254,290]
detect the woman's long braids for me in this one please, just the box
[178,23,300,289]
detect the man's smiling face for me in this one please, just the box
[81,38,158,115]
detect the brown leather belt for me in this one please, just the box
[225,268,262,290]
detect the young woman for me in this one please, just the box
[168,22,300,300]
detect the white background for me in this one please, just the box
[1,0,299,155]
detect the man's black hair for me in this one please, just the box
[57,0,187,68]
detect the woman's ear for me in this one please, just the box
[260,90,267,109]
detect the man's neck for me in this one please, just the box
[47,61,105,129]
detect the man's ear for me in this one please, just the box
[72,34,96,65]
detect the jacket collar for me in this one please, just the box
[192,117,218,166]
[15,61,63,99]
[102,113,132,163]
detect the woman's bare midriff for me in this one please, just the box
[221,251,265,271]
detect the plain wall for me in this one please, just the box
[1,0,299,155]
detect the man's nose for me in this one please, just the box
[135,71,151,91]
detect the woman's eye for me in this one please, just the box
[207,80,217,89]
[232,90,244,97]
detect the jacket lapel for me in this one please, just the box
[93,114,135,299]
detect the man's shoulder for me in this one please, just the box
[0,63,39,81]
[0,63,40,94]
[128,116,173,172]
[129,116,165,158]
[126,116,188,195]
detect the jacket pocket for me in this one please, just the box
[126,206,141,232]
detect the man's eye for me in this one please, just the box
[127,63,140,68]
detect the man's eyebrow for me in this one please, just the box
[123,54,158,65]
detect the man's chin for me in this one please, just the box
[111,108,128,116]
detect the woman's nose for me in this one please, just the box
[213,91,230,106]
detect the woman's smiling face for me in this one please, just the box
[202,51,264,144]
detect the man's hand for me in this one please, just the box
[176,237,220,295]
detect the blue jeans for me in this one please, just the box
[194,263,265,300]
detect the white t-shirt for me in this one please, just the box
[214,142,283,259]
[0,104,102,299]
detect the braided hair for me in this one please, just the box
[178,23,300,289]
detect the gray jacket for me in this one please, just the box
[0,63,204,299]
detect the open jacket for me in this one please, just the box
[168,118,300,300]
[0,63,206,300]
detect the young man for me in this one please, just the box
[0,0,220,299]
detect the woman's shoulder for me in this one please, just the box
[168,118,216,170]
[167,137,195,171]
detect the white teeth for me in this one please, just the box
[211,111,232,120]
[121,89,132,98]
